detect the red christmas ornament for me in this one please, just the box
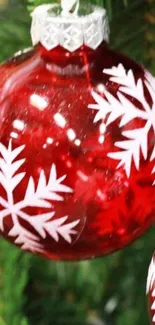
[0,2,155,260]
[147,254,155,324]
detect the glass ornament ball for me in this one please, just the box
[0,4,155,260]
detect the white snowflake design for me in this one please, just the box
[147,256,155,322]
[89,63,155,181]
[0,141,80,253]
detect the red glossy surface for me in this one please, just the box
[0,42,155,260]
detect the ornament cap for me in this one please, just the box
[30,3,109,52]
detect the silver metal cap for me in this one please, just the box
[31,4,109,52]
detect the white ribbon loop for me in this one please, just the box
[61,0,79,16]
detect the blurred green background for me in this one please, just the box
[0,0,155,324]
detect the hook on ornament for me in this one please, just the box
[61,0,79,16]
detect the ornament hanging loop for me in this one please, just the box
[61,0,79,16]
[30,2,109,52]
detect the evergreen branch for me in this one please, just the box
[0,240,31,325]
[27,0,130,15]
[145,0,155,73]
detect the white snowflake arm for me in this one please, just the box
[0,141,26,230]
[144,72,155,183]
[147,256,155,323]
[89,88,148,127]
[8,212,45,253]
[18,210,80,243]
[0,141,80,251]
[108,122,151,177]
[44,217,80,243]
[22,164,73,209]
[12,163,79,246]
[103,63,151,114]
[145,71,155,108]
[147,256,155,295]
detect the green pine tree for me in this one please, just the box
[0,1,155,324]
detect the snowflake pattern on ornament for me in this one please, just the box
[147,256,155,295]
[0,141,79,253]
[147,256,155,322]
[89,63,155,181]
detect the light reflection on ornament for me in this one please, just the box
[77,170,88,182]
[75,139,81,146]
[54,113,66,128]
[66,160,72,168]
[99,135,105,144]
[67,129,76,141]
[46,63,90,76]
[30,94,48,110]
[13,48,33,58]
[47,137,53,145]
[124,181,129,188]
[97,84,105,93]
[13,119,25,131]
[97,189,106,201]
[99,123,106,134]
[10,132,18,139]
